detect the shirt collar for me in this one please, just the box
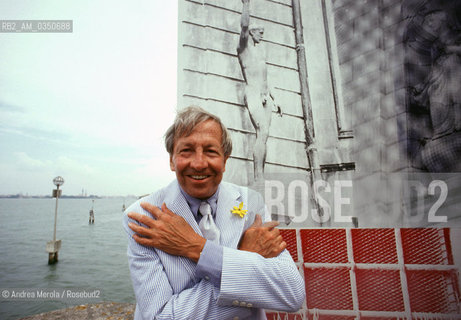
[179,184,220,219]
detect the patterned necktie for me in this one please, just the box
[199,201,220,243]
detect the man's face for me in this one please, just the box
[250,28,264,43]
[170,120,228,199]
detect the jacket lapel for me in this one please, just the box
[164,180,202,235]
[163,180,201,281]
[215,182,247,248]
[160,181,248,280]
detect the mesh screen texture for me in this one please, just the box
[352,228,398,264]
[356,269,405,311]
[266,228,460,319]
[401,228,451,265]
[304,266,353,310]
[300,229,348,263]
[280,229,298,262]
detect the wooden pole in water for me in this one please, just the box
[53,185,59,242]
[47,176,64,264]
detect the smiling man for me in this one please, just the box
[168,118,228,200]
[123,106,305,320]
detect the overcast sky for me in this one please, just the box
[0,1,178,196]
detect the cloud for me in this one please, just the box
[13,152,97,178]
[54,156,96,176]
[15,152,51,170]
[0,125,72,147]
[0,1,178,195]
[0,101,25,113]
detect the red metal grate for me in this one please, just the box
[267,228,460,318]
[351,228,398,264]
[304,266,353,310]
[280,229,298,262]
[409,317,459,320]
[307,315,356,320]
[356,268,404,311]
[401,228,452,265]
[360,317,400,320]
[406,269,460,313]
[265,312,304,320]
[300,229,348,263]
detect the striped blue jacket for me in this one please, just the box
[123,180,305,320]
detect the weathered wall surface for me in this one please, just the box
[176,1,461,318]
[331,0,407,226]
[177,0,460,227]
[178,0,353,194]
[331,0,461,227]
[178,0,304,187]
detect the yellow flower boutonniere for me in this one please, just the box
[231,202,248,218]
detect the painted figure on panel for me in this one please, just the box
[237,0,282,182]
[404,0,461,171]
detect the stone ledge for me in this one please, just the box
[19,302,135,320]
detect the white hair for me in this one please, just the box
[164,106,233,157]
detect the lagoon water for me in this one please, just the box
[0,197,138,320]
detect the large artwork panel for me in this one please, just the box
[178,0,461,318]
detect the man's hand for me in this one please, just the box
[238,214,287,258]
[128,202,206,263]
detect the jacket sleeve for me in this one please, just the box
[217,191,306,312]
[123,203,255,320]
[217,247,305,312]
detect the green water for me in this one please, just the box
[0,198,137,319]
